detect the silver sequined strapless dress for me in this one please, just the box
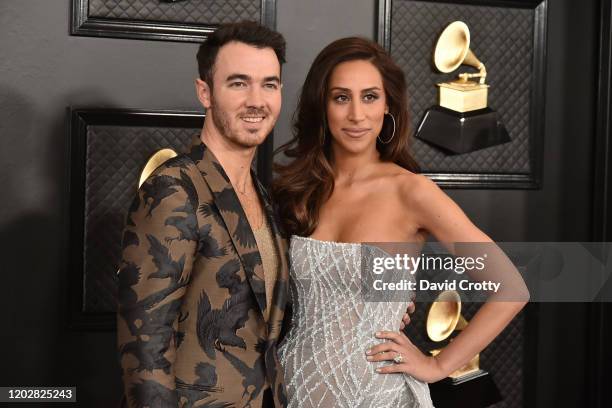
[278,236,434,408]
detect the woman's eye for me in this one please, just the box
[363,93,379,102]
[333,94,349,103]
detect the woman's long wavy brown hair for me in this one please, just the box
[272,37,419,237]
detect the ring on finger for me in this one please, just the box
[393,352,403,364]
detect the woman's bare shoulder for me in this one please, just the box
[383,164,440,203]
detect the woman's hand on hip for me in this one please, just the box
[366,330,446,383]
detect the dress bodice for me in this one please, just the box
[278,236,433,408]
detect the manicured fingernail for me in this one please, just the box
[376,368,382,373]
[366,349,372,355]
[366,356,373,361]
[375,331,381,336]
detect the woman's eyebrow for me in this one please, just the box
[329,86,382,93]
[361,87,382,92]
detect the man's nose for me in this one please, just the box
[246,86,265,108]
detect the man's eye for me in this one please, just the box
[264,83,279,90]
[230,82,247,88]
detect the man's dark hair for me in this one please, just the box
[197,21,286,85]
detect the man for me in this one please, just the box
[117,21,288,407]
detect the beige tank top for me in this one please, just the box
[252,217,279,321]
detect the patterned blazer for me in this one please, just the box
[117,136,289,408]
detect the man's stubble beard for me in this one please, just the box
[209,97,271,149]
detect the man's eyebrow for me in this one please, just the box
[225,74,280,84]
[225,74,250,82]
[263,76,281,83]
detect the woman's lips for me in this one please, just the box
[342,128,370,138]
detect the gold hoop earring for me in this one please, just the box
[378,112,396,144]
[320,124,327,146]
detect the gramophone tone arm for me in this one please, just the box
[458,64,487,85]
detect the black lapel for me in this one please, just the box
[188,137,268,317]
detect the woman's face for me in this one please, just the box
[326,59,388,156]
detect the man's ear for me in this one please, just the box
[195,78,212,109]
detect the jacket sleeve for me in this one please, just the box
[116,168,198,408]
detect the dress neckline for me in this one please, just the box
[291,236,404,260]
[291,235,363,247]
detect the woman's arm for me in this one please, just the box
[367,175,528,382]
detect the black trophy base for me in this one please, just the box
[429,370,502,408]
[415,106,510,154]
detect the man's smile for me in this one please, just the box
[241,115,265,123]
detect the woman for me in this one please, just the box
[273,37,527,407]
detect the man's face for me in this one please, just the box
[199,41,282,148]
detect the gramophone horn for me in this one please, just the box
[426,290,467,342]
[138,148,178,188]
[433,21,485,79]
[426,290,482,379]
[434,21,470,73]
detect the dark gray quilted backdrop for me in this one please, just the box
[391,2,531,406]
[1,0,601,406]
[83,126,195,313]
[407,301,524,408]
[390,0,534,173]
[88,0,260,24]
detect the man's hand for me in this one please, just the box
[399,301,416,330]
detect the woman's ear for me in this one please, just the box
[195,78,212,109]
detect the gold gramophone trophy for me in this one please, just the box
[117,148,178,277]
[138,148,178,187]
[426,290,502,408]
[415,21,510,154]
[427,290,481,380]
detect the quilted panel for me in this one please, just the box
[406,299,524,408]
[389,0,535,173]
[464,303,524,408]
[83,126,195,313]
[88,0,260,24]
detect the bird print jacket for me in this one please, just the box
[117,137,289,408]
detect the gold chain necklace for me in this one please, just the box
[235,178,263,229]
